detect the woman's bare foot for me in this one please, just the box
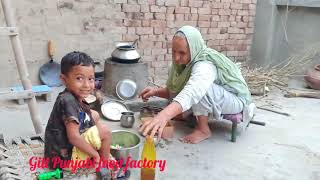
[179,127,211,144]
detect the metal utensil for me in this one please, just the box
[116,79,138,100]
[120,112,135,128]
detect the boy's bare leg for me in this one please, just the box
[179,115,211,144]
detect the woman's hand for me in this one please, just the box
[138,87,157,102]
[139,115,168,140]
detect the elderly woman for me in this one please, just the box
[139,26,252,144]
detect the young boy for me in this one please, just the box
[44,51,111,170]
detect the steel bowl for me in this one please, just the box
[110,130,141,164]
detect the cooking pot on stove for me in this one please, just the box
[111,41,140,63]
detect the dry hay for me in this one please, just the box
[241,44,320,95]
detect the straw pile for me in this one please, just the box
[241,45,320,95]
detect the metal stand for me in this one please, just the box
[0,0,43,134]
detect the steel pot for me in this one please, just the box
[111,42,140,63]
[110,130,141,164]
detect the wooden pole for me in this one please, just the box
[1,0,43,134]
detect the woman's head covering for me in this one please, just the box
[166,25,252,104]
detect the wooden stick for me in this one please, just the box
[285,90,320,99]
[257,106,290,116]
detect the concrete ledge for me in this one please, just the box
[275,0,320,7]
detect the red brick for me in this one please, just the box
[166,14,175,21]
[137,0,148,4]
[249,4,256,10]
[150,5,166,13]
[220,28,228,34]
[223,3,231,9]
[155,13,166,19]
[198,8,211,15]
[249,9,256,16]
[144,13,153,19]
[238,10,249,16]
[200,27,208,34]
[142,20,150,26]
[198,21,211,28]
[175,14,184,21]
[231,3,242,9]
[215,34,229,39]
[243,4,249,10]
[245,28,254,34]
[228,27,240,34]
[138,40,153,49]
[229,34,247,39]
[150,20,166,27]
[127,27,136,34]
[155,0,165,6]
[181,0,188,6]
[207,40,220,46]
[123,34,139,41]
[212,3,223,8]
[141,5,149,12]
[165,0,179,6]
[152,60,167,68]
[148,34,166,41]
[226,45,236,51]
[128,0,138,4]
[152,48,167,55]
[127,12,144,19]
[221,15,229,21]
[114,0,127,3]
[185,14,198,21]
[122,4,140,12]
[226,39,237,45]
[123,19,141,26]
[154,41,163,48]
[144,49,152,55]
[242,0,251,3]
[218,21,230,28]
[208,28,220,34]
[148,0,156,5]
[231,9,238,15]
[136,27,153,34]
[167,7,175,13]
[212,9,219,15]
[167,21,175,28]
[230,21,237,27]
[175,7,190,14]
[219,9,231,15]
[212,15,220,21]
[189,1,203,7]
[154,26,166,34]
[191,8,198,14]
[199,15,211,21]
[227,51,238,56]
[237,22,247,28]
[211,22,218,28]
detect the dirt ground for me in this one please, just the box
[0,84,319,180]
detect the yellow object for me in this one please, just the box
[72,126,102,160]
[141,136,156,180]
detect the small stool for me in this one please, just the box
[10,85,52,105]
[222,113,244,142]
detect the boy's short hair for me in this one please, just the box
[61,51,95,75]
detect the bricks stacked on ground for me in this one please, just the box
[118,0,257,85]
[0,0,256,87]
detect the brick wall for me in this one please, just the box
[117,0,257,85]
[0,0,256,87]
